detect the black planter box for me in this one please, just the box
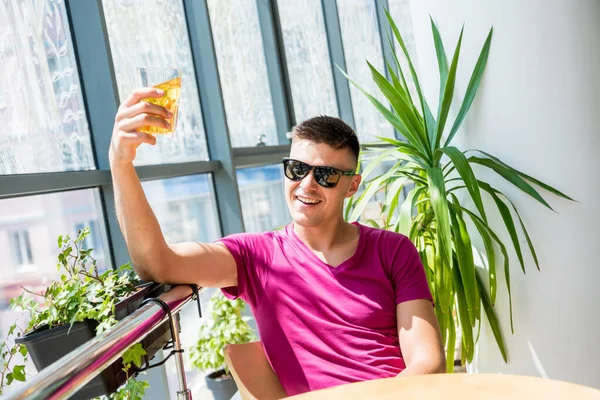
[15,282,180,399]
[205,369,238,400]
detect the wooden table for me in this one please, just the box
[287,373,600,400]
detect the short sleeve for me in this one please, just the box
[391,236,433,305]
[216,232,274,307]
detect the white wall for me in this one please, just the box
[409,0,600,388]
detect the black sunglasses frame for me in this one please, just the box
[282,158,356,188]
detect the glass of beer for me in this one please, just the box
[137,67,181,137]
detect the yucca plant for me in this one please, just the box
[341,12,574,372]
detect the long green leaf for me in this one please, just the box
[478,180,526,273]
[434,27,464,150]
[386,59,408,99]
[385,177,408,220]
[339,66,429,158]
[441,146,487,222]
[367,62,430,152]
[360,147,398,183]
[468,149,575,201]
[444,28,493,146]
[446,306,456,373]
[397,170,428,186]
[435,299,448,348]
[350,167,397,222]
[427,167,453,270]
[385,10,436,145]
[472,179,540,271]
[477,273,508,362]
[344,195,354,222]
[430,16,448,146]
[469,156,554,210]
[452,204,514,333]
[398,186,424,235]
[449,206,479,327]
[387,35,412,99]
[375,136,428,163]
[476,221,497,305]
[452,256,474,362]
[507,198,540,271]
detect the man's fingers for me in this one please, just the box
[117,113,171,133]
[117,132,157,146]
[121,87,164,108]
[116,101,172,122]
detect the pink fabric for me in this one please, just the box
[218,223,432,396]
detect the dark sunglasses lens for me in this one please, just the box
[314,167,341,188]
[284,160,309,181]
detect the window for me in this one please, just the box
[277,0,339,122]
[142,174,221,244]
[207,0,278,148]
[0,0,94,174]
[388,0,420,103]
[9,230,33,269]
[337,0,394,142]
[102,0,209,165]
[0,189,109,332]
[237,164,290,232]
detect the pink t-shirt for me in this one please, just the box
[219,222,432,396]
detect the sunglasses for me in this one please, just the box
[282,158,356,188]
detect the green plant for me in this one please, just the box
[0,228,148,399]
[190,291,254,376]
[342,12,574,371]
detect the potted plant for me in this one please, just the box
[190,291,254,400]
[342,12,574,371]
[0,228,174,399]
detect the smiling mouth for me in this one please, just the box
[296,195,322,205]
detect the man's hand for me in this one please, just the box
[109,87,172,167]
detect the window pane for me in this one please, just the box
[337,0,394,142]
[277,0,339,122]
[0,0,94,174]
[237,164,290,232]
[0,189,110,361]
[207,0,278,148]
[141,174,222,396]
[388,0,420,102]
[142,174,221,243]
[102,0,209,165]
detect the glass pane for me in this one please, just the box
[142,174,221,244]
[237,164,290,232]
[388,0,420,102]
[337,0,394,142]
[0,0,94,174]
[102,0,209,165]
[141,174,221,396]
[207,0,278,148]
[0,189,110,379]
[277,0,339,122]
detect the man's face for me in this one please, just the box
[284,139,361,227]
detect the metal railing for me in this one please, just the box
[6,285,198,400]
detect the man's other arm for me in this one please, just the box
[396,299,446,375]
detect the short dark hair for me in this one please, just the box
[291,116,360,164]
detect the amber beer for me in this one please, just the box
[137,67,181,136]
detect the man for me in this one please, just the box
[109,87,445,396]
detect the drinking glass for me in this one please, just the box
[137,67,181,137]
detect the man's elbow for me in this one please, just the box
[131,260,165,283]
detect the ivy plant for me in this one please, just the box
[0,228,148,399]
[189,291,254,376]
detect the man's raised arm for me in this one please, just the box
[109,87,236,288]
